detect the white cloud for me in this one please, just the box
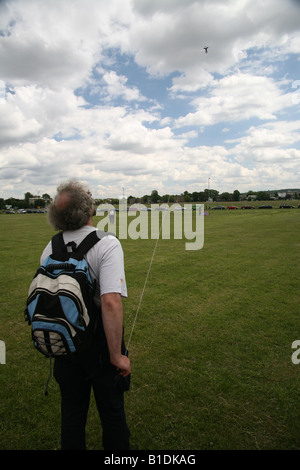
[0,84,88,147]
[230,120,300,148]
[169,68,214,95]
[130,0,300,76]
[175,73,296,127]
[0,0,133,88]
[229,120,300,163]
[101,71,146,102]
[0,0,300,199]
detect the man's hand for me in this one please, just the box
[113,354,131,377]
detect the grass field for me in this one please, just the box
[0,206,300,450]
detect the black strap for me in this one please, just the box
[51,230,114,261]
[51,232,68,260]
[74,231,103,259]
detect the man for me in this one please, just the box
[41,179,131,450]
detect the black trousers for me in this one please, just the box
[53,337,130,450]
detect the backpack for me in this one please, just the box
[24,230,108,394]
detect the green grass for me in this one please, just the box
[0,208,300,450]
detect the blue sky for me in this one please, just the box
[0,0,300,199]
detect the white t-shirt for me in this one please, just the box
[40,225,127,307]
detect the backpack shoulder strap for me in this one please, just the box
[73,230,115,260]
[50,230,115,261]
[51,232,68,261]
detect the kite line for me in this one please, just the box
[126,201,169,353]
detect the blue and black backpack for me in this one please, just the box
[24,230,106,394]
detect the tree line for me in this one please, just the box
[0,192,51,210]
[2,188,299,210]
[127,189,299,203]
[101,189,238,205]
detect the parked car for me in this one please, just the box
[259,205,272,209]
[241,205,255,209]
[212,205,225,210]
[280,204,294,209]
[227,206,238,210]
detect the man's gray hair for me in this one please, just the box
[48,179,95,231]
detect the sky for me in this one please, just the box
[0,0,300,200]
